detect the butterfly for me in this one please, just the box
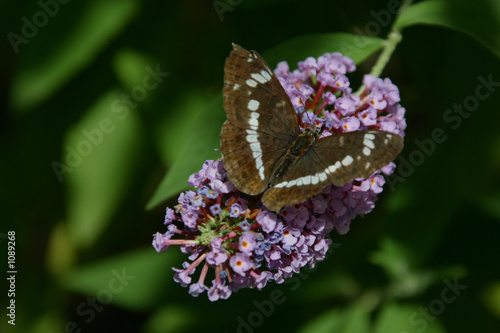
[220,44,404,212]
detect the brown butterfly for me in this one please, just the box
[220,45,403,212]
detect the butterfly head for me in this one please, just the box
[300,113,327,139]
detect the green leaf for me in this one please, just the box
[154,89,213,166]
[146,95,224,210]
[264,32,384,67]
[373,302,446,333]
[146,33,384,209]
[395,0,500,59]
[65,89,144,249]
[61,248,180,311]
[10,0,139,112]
[298,303,370,333]
[482,281,500,320]
[113,49,156,90]
[370,237,416,281]
[370,238,467,299]
[480,190,500,222]
[142,305,193,333]
[299,270,361,301]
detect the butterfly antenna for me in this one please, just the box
[297,102,306,130]
[297,111,305,130]
[305,108,311,126]
[303,103,314,130]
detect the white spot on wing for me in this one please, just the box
[274,181,287,188]
[248,99,260,111]
[245,129,265,180]
[248,112,259,130]
[365,133,376,140]
[384,133,393,144]
[342,155,353,166]
[319,172,327,181]
[257,161,265,180]
[363,147,371,156]
[249,142,260,152]
[246,133,258,143]
[248,119,258,129]
[233,83,240,91]
[275,100,286,108]
[364,138,375,149]
[260,70,272,82]
[327,161,342,174]
[246,79,257,87]
[274,171,328,189]
[251,72,268,84]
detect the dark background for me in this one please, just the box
[1,0,499,332]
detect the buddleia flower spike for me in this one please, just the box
[152,45,406,301]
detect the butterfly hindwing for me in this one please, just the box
[261,130,404,211]
[261,150,332,212]
[310,130,404,186]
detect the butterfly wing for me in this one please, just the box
[311,130,404,186]
[220,44,300,195]
[261,150,333,212]
[222,44,299,136]
[220,120,290,195]
[261,130,404,211]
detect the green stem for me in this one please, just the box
[356,0,413,94]
[368,31,402,79]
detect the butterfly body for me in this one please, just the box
[220,44,404,212]
[268,129,316,187]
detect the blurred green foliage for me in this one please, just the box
[1,0,500,332]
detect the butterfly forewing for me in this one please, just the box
[222,44,299,137]
[220,44,300,195]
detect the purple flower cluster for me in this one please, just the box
[274,53,406,138]
[152,51,406,301]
